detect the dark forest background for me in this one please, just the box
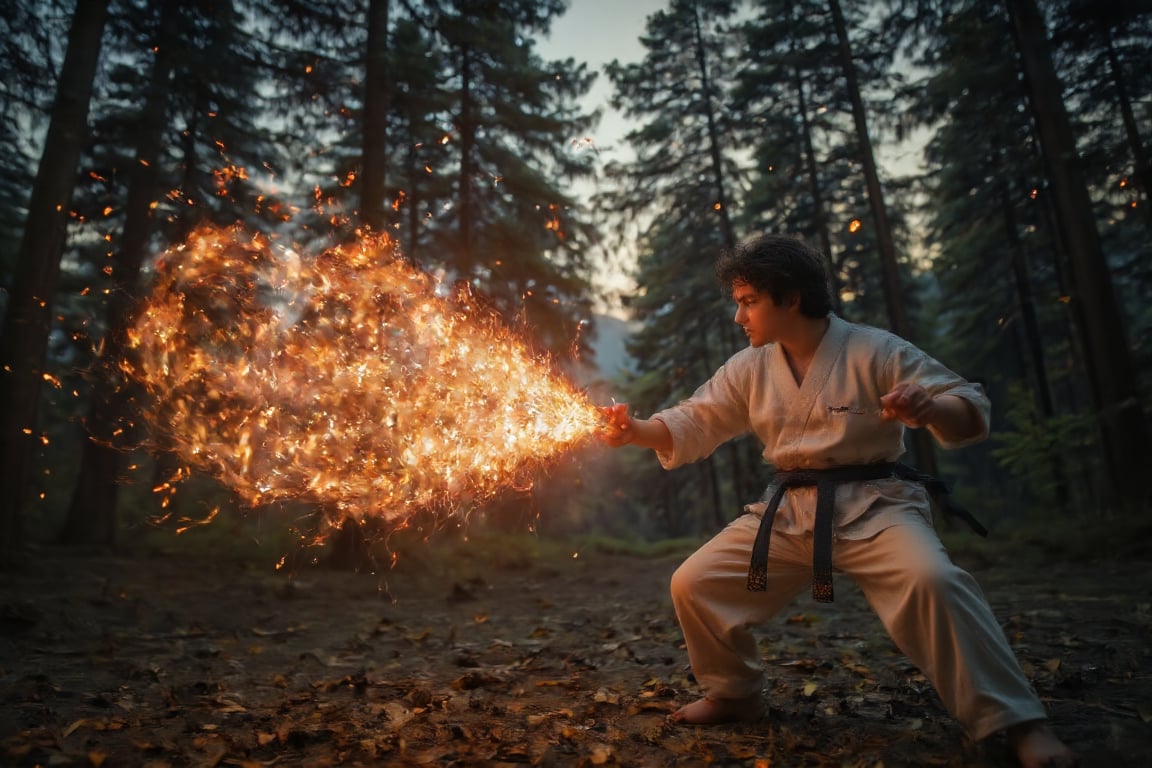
[0,0,1149,561]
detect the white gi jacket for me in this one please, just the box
[652,315,991,540]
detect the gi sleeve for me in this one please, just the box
[882,337,991,450]
[650,355,753,469]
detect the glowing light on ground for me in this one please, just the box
[124,225,602,524]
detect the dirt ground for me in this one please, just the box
[1,542,1150,767]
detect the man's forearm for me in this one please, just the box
[926,395,984,443]
[627,417,674,455]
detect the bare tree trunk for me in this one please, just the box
[1006,0,1150,511]
[0,0,110,556]
[405,143,421,258]
[456,44,476,274]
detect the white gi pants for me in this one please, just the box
[669,511,1047,740]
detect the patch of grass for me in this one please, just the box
[112,498,1145,584]
[119,506,305,567]
[939,510,1152,566]
[372,528,704,584]
[375,527,556,579]
[565,533,705,560]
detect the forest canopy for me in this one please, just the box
[0,0,1148,557]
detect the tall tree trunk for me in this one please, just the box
[147,87,210,519]
[690,321,728,528]
[689,1,756,509]
[1006,0,1150,511]
[999,178,1071,512]
[63,0,182,549]
[690,0,735,250]
[328,0,392,570]
[326,0,393,570]
[787,1,840,313]
[405,143,421,258]
[360,0,391,232]
[827,0,939,476]
[1101,25,1151,227]
[0,0,110,556]
[793,62,841,315]
[456,44,476,274]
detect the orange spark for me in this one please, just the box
[123,225,602,526]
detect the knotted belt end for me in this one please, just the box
[811,572,834,603]
[746,564,768,592]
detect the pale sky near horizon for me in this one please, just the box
[542,1,665,161]
[539,2,669,311]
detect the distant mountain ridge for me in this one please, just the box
[590,313,635,378]
[572,313,635,391]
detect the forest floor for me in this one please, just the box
[1,532,1150,768]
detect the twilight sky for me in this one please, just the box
[543,0,665,162]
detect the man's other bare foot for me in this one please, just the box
[1007,721,1078,768]
[668,696,762,725]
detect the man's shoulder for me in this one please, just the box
[717,344,775,378]
[733,341,775,356]
[836,317,905,349]
[728,343,775,365]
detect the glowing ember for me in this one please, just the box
[124,224,602,523]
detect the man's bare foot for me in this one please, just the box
[668,696,762,725]
[1007,721,1078,768]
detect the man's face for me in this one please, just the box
[732,281,792,347]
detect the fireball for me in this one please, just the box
[123,225,602,524]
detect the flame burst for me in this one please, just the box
[124,225,602,523]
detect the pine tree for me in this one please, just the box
[55,0,305,546]
[385,16,454,258]
[422,0,601,358]
[1051,1,1152,380]
[603,0,749,532]
[0,0,111,556]
[908,0,1083,514]
[733,0,848,309]
[1007,0,1150,511]
[62,0,184,547]
[735,0,921,332]
[0,1,66,263]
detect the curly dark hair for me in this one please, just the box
[715,234,833,318]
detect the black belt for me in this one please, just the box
[746,463,987,602]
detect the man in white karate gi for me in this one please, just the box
[599,234,1076,768]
